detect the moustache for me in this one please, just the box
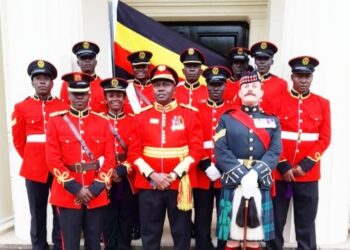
[245,92,256,97]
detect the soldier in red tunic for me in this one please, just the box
[250,41,288,113]
[46,72,115,250]
[124,51,155,115]
[224,47,251,104]
[12,60,67,250]
[194,66,234,250]
[99,77,138,250]
[128,65,204,250]
[266,56,331,250]
[175,47,208,108]
[60,41,106,113]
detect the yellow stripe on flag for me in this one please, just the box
[115,22,207,81]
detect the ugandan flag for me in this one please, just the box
[111,0,229,80]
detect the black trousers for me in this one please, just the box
[58,206,104,250]
[193,184,225,250]
[266,181,319,250]
[103,179,138,250]
[25,175,61,250]
[139,189,192,250]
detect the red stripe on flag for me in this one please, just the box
[114,42,133,74]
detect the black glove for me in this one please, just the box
[221,164,248,188]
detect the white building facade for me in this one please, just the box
[0,0,349,246]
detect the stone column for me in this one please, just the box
[268,0,350,245]
[0,7,14,234]
[2,0,79,240]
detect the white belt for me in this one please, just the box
[281,131,319,141]
[203,140,214,149]
[27,134,46,142]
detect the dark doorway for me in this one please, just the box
[162,21,249,57]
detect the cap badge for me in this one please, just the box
[83,41,90,49]
[260,42,267,50]
[74,74,82,81]
[111,79,119,87]
[188,48,195,55]
[158,65,166,71]
[37,60,45,68]
[139,51,145,59]
[212,67,219,75]
[237,48,243,54]
[302,57,310,65]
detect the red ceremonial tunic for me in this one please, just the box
[259,73,288,113]
[12,95,68,183]
[272,89,331,181]
[195,99,235,189]
[128,100,204,190]
[175,81,208,108]
[106,111,138,193]
[46,108,115,209]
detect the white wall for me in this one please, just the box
[0,0,111,240]
[268,0,350,245]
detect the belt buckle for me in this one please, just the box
[74,163,83,173]
[243,159,253,169]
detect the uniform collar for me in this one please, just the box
[33,95,53,101]
[258,72,271,81]
[207,98,224,108]
[241,105,260,114]
[133,79,151,87]
[154,100,178,113]
[290,88,311,99]
[91,73,98,80]
[69,107,89,118]
[184,81,200,90]
[107,111,125,120]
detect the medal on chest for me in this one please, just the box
[171,116,185,131]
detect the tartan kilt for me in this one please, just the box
[216,187,275,241]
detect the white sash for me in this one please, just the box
[126,82,142,114]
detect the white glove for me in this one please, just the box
[240,170,258,199]
[98,156,105,167]
[173,156,194,177]
[205,163,221,181]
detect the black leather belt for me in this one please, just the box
[66,161,99,173]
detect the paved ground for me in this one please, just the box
[1,226,350,250]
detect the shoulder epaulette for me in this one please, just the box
[180,103,198,112]
[49,110,68,117]
[91,111,109,120]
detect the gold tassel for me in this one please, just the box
[177,174,192,211]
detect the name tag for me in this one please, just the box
[150,118,159,124]
[254,118,276,128]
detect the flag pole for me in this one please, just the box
[108,0,119,77]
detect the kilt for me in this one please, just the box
[217,187,274,241]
